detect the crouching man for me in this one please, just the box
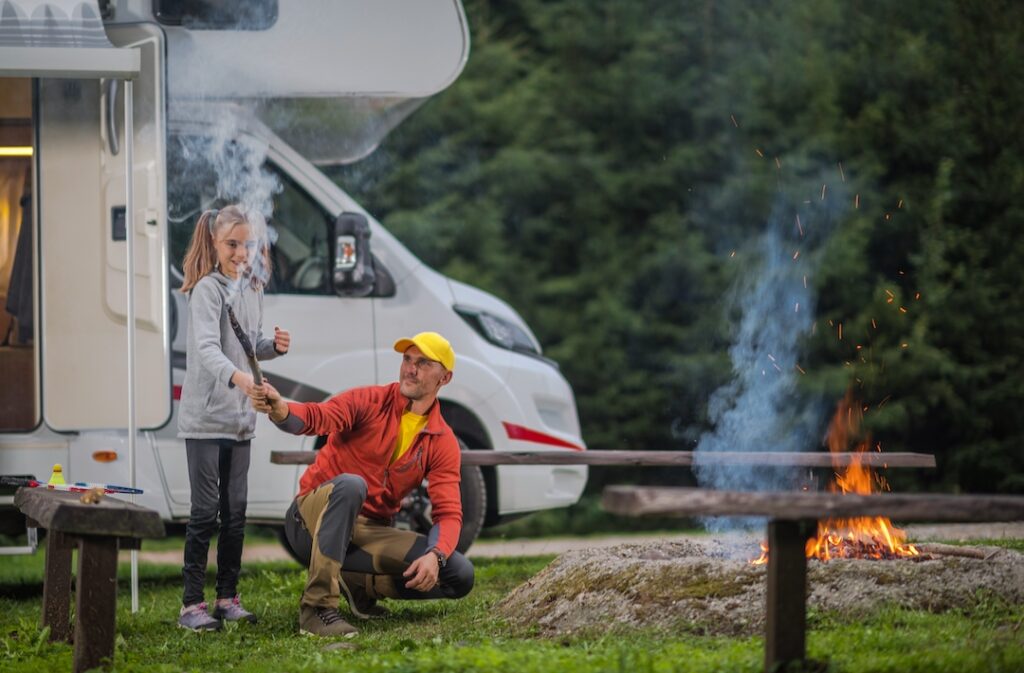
[250,332,474,637]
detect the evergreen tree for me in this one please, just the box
[330,0,1024,493]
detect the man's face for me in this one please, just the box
[399,345,451,402]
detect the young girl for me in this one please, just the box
[177,205,290,631]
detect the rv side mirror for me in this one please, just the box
[332,212,376,297]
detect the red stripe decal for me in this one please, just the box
[502,422,585,451]
[173,385,182,401]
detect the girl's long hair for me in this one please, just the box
[180,205,272,293]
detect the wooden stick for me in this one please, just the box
[915,543,1000,560]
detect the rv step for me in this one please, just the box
[0,521,38,555]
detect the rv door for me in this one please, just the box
[38,23,171,430]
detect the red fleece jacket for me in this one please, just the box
[287,383,463,557]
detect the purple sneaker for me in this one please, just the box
[213,595,258,624]
[178,602,222,631]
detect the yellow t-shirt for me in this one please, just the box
[391,411,428,464]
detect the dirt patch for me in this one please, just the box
[496,539,1024,637]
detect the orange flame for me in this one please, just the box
[752,390,919,565]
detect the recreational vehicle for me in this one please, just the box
[0,0,587,554]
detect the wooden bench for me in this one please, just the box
[14,488,165,673]
[601,486,1024,673]
[271,449,936,468]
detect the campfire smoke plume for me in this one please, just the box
[693,177,846,531]
[169,106,281,299]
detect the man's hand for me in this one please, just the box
[402,552,440,592]
[248,380,289,422]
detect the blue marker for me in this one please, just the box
[70,481,144,495]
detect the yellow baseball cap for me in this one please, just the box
[393,331,455,371]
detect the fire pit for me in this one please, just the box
[496,534,1024,670]
[599,486,1024,672]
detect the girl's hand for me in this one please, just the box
[274,326,291,355]
[231,371,258,396]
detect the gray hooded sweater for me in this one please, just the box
[177,270,279,440]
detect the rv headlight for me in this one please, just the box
[455,305,557,367]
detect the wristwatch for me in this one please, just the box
[430,547,447,568]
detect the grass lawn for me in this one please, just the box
[0,540,1022,673]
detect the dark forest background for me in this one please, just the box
[330,0,1024,497]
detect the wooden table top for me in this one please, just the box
[14,488,165,539]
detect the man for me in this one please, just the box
[250,332,474,637]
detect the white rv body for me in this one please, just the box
[0,0,586,548]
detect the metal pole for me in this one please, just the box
[124,79,139,614]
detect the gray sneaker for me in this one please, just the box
[340,571,390,620]
[178,602,222,631]
[299,604,359,638]
[213,595,258,624]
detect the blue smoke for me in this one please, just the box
[695,180,846,527]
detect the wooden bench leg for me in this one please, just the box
[41,529,73,642]
[764,519,814,672]
[73,536,118,673]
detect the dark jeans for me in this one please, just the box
[182,438,251,606]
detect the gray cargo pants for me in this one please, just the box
[284,473,475,609]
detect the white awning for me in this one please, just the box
[0,0,138,78]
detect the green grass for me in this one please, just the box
[958,539,1024,553]
[1,544,1022,672]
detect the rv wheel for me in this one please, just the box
[454,463,486,553]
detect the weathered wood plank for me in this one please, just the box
[72,536,118,673]
[270,449,936,468]
[41,530,72,643]
[601,486,1024,522]
[14,489,165,539]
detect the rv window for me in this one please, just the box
[154,0,277,30]
[265,165,334,295]
[166,133,282,280]
[167,134,360,297]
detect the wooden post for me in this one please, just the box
[764,519,814,673]
[72,536,119,673]
[41,529,72,642]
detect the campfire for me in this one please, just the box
[753,390,920,564]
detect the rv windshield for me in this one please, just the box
[167,134,333,294]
